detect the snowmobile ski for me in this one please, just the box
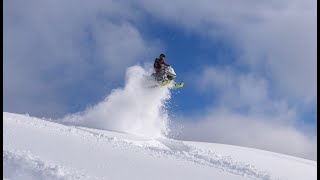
[161,80,172,86]
[172,81,184,89]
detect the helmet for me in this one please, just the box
[159,53,165,58]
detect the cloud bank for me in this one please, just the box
[176,109,317,160]
[4,0,161,117]
[174,66,317,160]
[137,0,317,104]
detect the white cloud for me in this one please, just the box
[136,0,317,104]
[91,22,152,76]
[4,0,161,117]
[237,6,317,104]
[196,66,287,117]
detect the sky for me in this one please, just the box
[4,0,317,160]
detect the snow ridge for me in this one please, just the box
[11,111,320,180]
[4,113,283,180]
[3,112,280,180]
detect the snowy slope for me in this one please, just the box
[3,112,317,180]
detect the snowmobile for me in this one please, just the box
[151,65,184,89]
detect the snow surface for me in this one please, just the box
[4,112,317,180]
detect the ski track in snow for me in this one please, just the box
[76,127,281,180]
[4,115,284,180]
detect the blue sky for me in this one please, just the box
[4,0,316,160]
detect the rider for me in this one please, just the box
[154,53,170,75]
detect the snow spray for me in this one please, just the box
[61,65,171,138]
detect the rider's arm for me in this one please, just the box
[162,60,170,66]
